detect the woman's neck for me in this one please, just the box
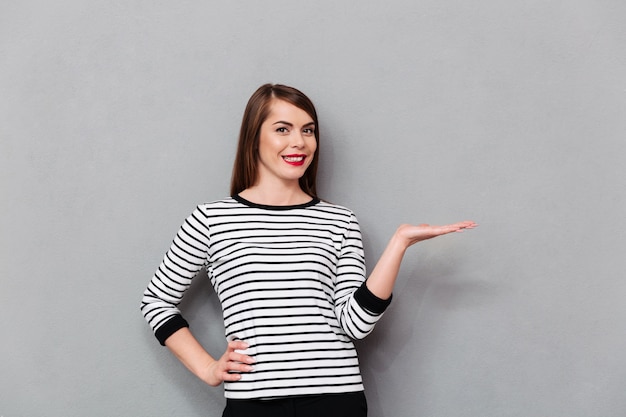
[238,184,312,206]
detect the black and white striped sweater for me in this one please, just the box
[141,195,391,399]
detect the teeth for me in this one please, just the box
[283,156,304,162]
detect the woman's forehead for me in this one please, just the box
[266,99,315,124]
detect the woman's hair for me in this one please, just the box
[230,83,320,198]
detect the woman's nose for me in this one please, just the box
[291,131,305,147]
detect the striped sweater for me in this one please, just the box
[141,195,391,399]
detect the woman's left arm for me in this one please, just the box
[365,221,477,299]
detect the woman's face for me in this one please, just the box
[256,99,317,187]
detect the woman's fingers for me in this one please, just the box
[440,221,477,231]
[220,340,254,378]
[227,354,254,371]
[454,221,478,231]
[229,340,255,364]
[397,221,477,246]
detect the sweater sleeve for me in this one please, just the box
[334,212,392,340]
[140,207,211,345]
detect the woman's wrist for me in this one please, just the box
[390,226,412,253]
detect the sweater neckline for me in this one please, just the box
[232,194,320,211]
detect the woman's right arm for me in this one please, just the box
[164,328,254,386]
[141,206,254,386]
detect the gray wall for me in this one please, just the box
[2,1,625,416]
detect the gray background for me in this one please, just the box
[1,1,625,416]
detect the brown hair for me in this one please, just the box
[229,83,320,198]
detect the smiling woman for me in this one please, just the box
[140,83,477,417]
[244,99,318,205]
[230,84,321,202]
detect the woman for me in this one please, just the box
[141,83,476,416]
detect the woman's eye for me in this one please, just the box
[276,127,288,133]
[303,128,315,135]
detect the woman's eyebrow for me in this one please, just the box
[272,120,293,126]
[272,121,316,127]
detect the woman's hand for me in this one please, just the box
[365,220,477,299]
[165,328,255,387]
[201,340,255,387]
[394,220,478,250]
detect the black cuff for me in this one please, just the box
[155,315,189,346]
[354,283,392,315]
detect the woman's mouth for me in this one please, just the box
[282,155,306,166]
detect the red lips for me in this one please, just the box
[282,154,306,166]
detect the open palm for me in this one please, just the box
[396,221,477,248]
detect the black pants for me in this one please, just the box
[222,391,367,417]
